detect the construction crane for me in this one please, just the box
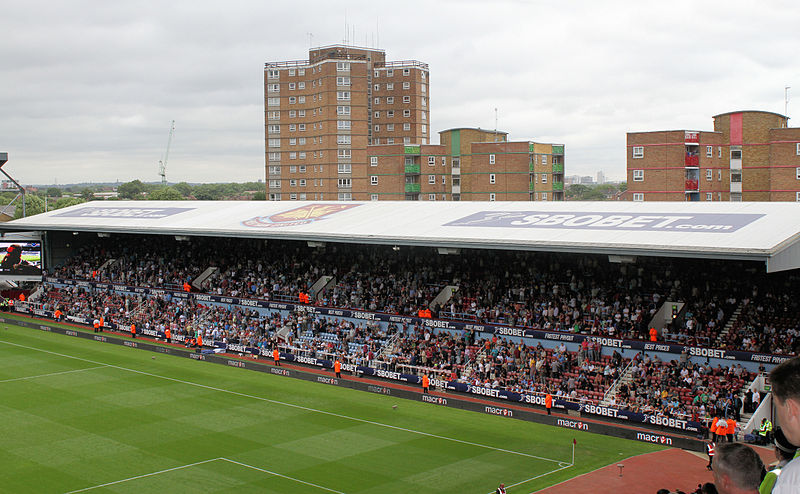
[158,120,175,186]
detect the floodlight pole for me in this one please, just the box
[0,152,26,217]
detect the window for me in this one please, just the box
[336,76,350,86]
[289,165,297,173]
[370,156,378,166]
[421,111,427,120]
[268,138,280,148]
[706,169,712,181]
[289,179,297,187]
[267,69,279,79]
[298,68,305,76]
[267,97,279,106]
[731,148,742,160]
[299,179,306,187]
[288,110,296,118]
[489,154,495,164]
[489,173,496,184]
[268,83,280,92]
[387,96,394,104]
[542,155,547,165]
[403,68,410,76]
[288,124,296,132]
[371,194,379,201]
[269,179,281,188]
[386,83,394,90]
[442,176,446,185]
[288,96,296,104]
[298,82,305,89]
[298,110,306,117]
[268,124,280,134]
[541,192,547,201]
[268,165,280,174]
[337,106,350,115]
[268,152,280,162]
[337,135,351,145]
[730,170,742,183]
[404,123,411,131]
[298,124,306,131]
[374,71,379,77]
[337,149,351,159]
[288,69,295,76]
[288,138,296,146]
[267,111,280,120]
[374,111,380,118]
[387,138,394,144]
[337,178,351,188]
[421,97,427,107]
[633,193,644,202]
[387,124,394,131]
[441,156,446,166]
[269,193,281,201]
[288,82,296,90]
[797,143,800,155]
[402,82,410,89]
[298,152,306,159]
[632,169,644,181]
[706,146,713,157]
[541,174,547,184]
[387,110,394,118]
[796,167,800,179]
[298,96,305,103]
[428,194,436,201]
[797,192,800,202]
[336,62,350,72]
[374,97,381,105]
[337,163,351,173]
[718,147,722,158]
[428,156,436,166]
[421,71,426,80]
[428,175,436,184]
[370,176,378,186]
[403,110,411,117]
[403,137,411,144]
[403,95,411,104]
[289,152,297,160]
[337,120,351,129]
[422,124,427,134]
[299,165,306,172]
[489,193,496,201]
[718,170,722,181]
[706,192,712,201]
[338,192,351,201]
[386,70,393,77]
[337,91,350,100]
[632,146,644,158]
[298,137,306,145]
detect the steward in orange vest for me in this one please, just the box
[165,327,171,343]
[334,359,342,378]
[422,374,430,393]
[649,327,658,342]
[545,392,553,415]
[130,323,136,338]
[183,282,191,292]
[273,348,280,366]
[54,309,62,321]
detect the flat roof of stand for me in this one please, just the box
[4,200,800,272]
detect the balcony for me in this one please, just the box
[684,179,699,191]
[551,145,564,155]
[404,164,420,174]
[529,182,535,191]
[405,183,421,193]
[684,131,699,144]
[552,163,564,173]
[552,182,564,191]
[685,155,699,167]
[529,163,536,172]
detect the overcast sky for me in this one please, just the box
[2,0,798,186]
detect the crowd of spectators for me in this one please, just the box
[51,235,800,357]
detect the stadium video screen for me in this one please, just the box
[0,241,43,276]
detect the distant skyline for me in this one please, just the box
[2,0,798,185]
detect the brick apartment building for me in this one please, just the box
[625,110,800,202]
[264,45,429,201]
[366,128,564,201]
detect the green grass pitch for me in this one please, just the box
[0,321,663,493]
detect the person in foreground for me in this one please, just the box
[769,357,800,493]
[711,442,764,494]
[760,427,798,493]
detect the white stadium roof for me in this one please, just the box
[4,200,800,272]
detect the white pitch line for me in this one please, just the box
[63,458,222,493]
[0,365,108,384]
[1,339,564,465]
[220,457,346,494]
[485,463,574,494]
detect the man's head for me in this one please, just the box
[769,357,800,446]
[773,427,798,462]
[711,443,763,494]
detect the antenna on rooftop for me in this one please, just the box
[786,86,791,121]
[306,32,313,49]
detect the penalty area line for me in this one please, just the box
[63,458,222,493]
[0,365,108,384]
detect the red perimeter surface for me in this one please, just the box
[535,445,776,494]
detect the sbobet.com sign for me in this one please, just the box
[445,212,764,233]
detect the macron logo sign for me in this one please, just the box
[444,211,764,233]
